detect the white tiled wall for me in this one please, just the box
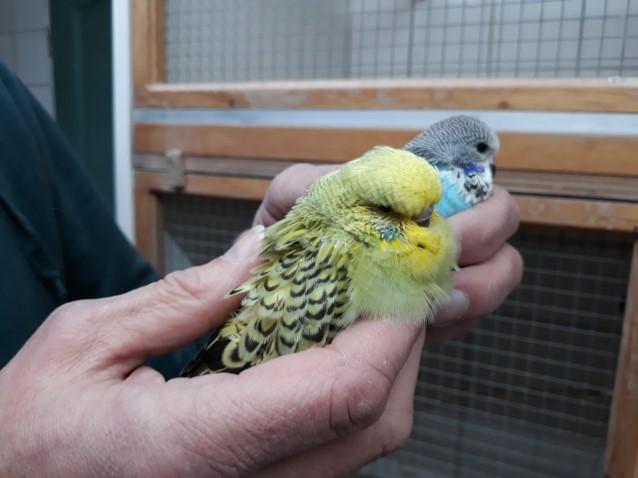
[0,0,55,116]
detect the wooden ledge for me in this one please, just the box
[134,167,638,233]
[134,123,638,177]
[135,78,638,113]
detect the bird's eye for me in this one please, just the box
[378,205,392,214]
[476,142,489,153]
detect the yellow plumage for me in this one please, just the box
[182,147,457,376]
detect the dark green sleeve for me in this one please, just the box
[32,87,158,301]
[0,62,191,376]
[0,62,158,300]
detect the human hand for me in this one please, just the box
[0,164,521,477]
[253,164,341,227]
[0,228,430,477]
[427,186,522,344]
[254,163,523,344]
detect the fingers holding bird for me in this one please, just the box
[254,163,341,227]
[448,186,520,266]
[448,185,522,315]
[453,243,523,319]
[428,244,523,344]
[428,187,523,344]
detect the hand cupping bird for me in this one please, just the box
[181,116,498,376]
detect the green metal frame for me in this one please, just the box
[51,0,113,210]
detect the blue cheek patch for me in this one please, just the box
[462,164,484,175]
[380,228,400,242]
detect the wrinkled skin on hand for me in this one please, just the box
[0,164,521,478]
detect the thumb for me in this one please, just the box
[172,319,423,474]
[90,225,264,360]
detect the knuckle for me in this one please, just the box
[49,300,91,320]
[328,357,394,436]
[268,171,284,192]
[283,162,316,177]
[34,299,108,369]
[158,268,206,308]
[262,163,319,222]
[45,300,94,338]
[272,163,315,189]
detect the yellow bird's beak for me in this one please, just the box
[415,207,433,227]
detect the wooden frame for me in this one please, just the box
[134,155,638,237]
[131,2,638,476]
[136,78,638,113]
[130,1,638,113]
[134,172,165,271]
[133,122,638,234]
[607,241,638,478]
[133,123,638,233]
[132,0,165,90]
[134,171,269,268]
[135,123,638,177]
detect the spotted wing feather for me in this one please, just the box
[181,233,354,376]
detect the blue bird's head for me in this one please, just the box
[403,115,500,173]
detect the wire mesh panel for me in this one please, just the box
[165,0,352,83]
[161,193,260,271]
[161,193,632,477]
[361,227,632,478]
[165,0,638,82]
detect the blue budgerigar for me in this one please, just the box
[404,115,500,217]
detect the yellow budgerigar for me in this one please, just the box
[181,146,457,376]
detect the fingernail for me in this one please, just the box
[223,225,265,264]
[432,289,470,326]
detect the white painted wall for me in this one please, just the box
[112,0,134,240]
[0,0,55,115]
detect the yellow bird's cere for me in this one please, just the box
[181,147,458,376]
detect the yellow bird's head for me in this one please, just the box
[340,146,442,222]
[325,146,457,322]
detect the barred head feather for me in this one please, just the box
[404,115,500,168]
